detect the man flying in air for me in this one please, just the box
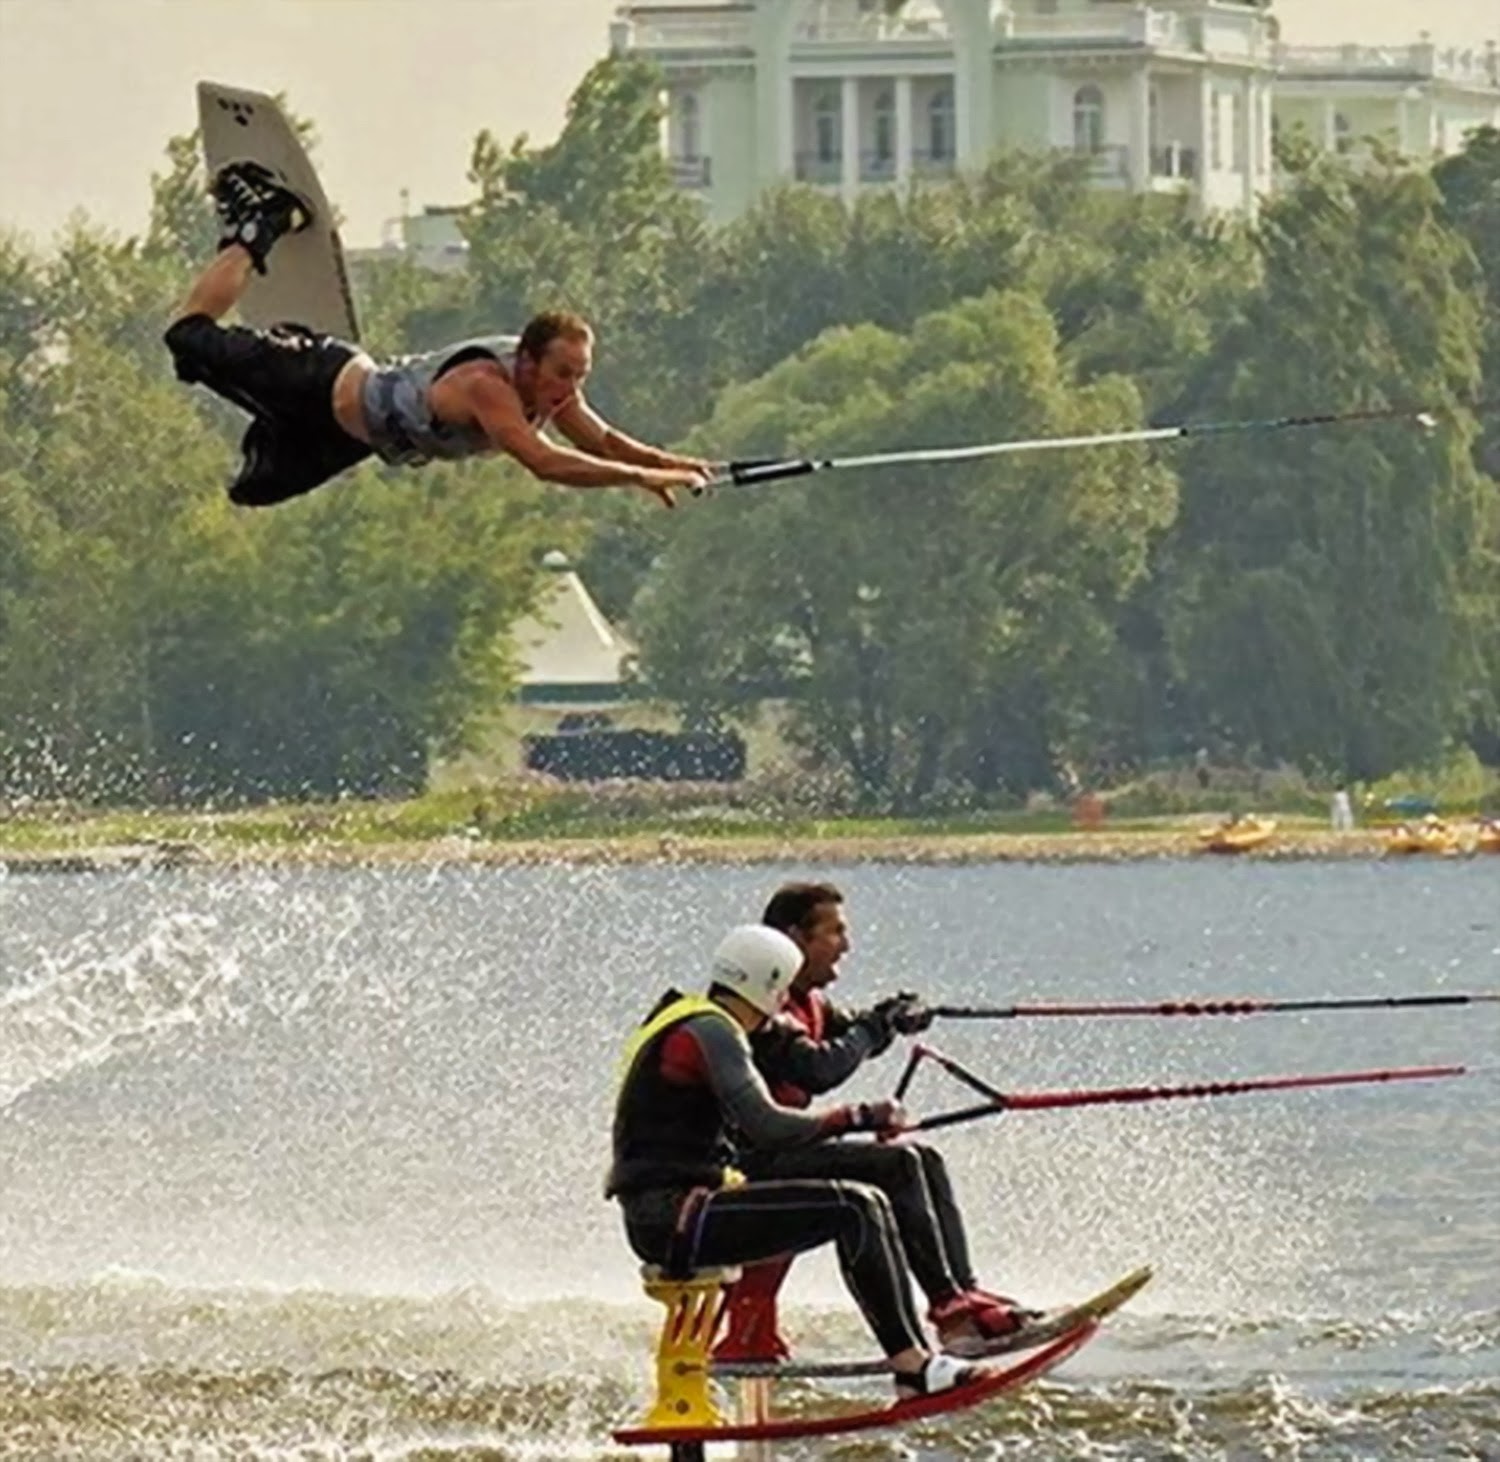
[164,162,715,507]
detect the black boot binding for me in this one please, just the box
[211,160,313,275]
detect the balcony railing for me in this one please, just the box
[670,155,712,189]
[1144,10,1194,51]
[794,152,843,185]
[792,7,950,45]
[618,3,954,50]
[911,150,957,179]
[1433,44,1498,87]
[611,13,753,52]
[1069,144,1130,181]
[1150,142,1198,180]
[790,150,958,185]
[1275,42,1500,89]
[1001,9,1192,49]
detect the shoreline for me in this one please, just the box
[3,825,1485,873]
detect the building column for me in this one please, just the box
[1198,72,1213,191]
[895,74,914,188]
[1242,74,1257,218]
[753,3,795,183]
[1131,66,1151,190]
[842,75,861,205]
[1261,77,1274,178]
[1396,94,1410,155]
[951,0,993,169]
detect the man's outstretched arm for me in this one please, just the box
[467,374,705,504]
[553,394,716,475]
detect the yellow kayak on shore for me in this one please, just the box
[1385,817,1460,856]
[1475,820,1500,855]
[1199,815,1277,853]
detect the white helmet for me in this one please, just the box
[708,924,803,1016]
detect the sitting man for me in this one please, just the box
[606,923,985,1400]
[164,161,714,507]
[723,881,1038,1358]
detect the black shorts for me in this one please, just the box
[164,312,372,507]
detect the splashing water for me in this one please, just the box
[0,859,1495,1458]
[0,910,241,1111]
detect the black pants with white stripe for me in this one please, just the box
[736,1140,975,1308]
[621,1179,926,1357]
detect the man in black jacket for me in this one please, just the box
[732,881,1037,1356]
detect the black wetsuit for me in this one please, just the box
[607,991,925,1357]
[743,990,980,1307]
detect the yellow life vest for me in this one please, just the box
[615,993,747,1190]
[617,993,744,1087]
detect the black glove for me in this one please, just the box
[849,1099,907,1137]
[871,991,934,1037]
[856,1002,899,1054]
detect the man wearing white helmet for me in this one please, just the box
[606,924,984,1400]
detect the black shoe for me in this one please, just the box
[211,161,313,276]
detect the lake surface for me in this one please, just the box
[2,858,1496,1458]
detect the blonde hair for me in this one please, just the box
[518,310,593,362]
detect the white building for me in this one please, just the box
[609,1,1500,223]
[348,200,470,274]
[1274,36,1500,162]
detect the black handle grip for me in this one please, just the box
[728,458,818,486]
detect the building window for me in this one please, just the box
[676,92,701,159]
[928,84,955,159]
[1073,85,1105,154]
[1210,90,1222,170]
[1230,92,1243,170]
[814,88,840,163]
[1334,111,1352,154]
[873,86,896,164]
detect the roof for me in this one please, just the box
[511,566,637,697]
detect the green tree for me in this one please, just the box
[635,290,1176,805]
[141,458,558,800]
[145,129,217,267]
[1162,158,1497,777]
[1432,126,1500,760]
[0,159,567,802]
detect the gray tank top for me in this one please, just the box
[360,334,546,467]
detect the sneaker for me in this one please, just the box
[930,1290,1044,1357]
[211,161,313,275]
[893,1351,983,1402]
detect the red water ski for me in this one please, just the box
[612,1319,1097,1447]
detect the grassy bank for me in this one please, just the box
[2,782,1484,870]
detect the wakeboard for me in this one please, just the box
[197,81,360,342]
[949,1263,1153,1359]
[709,1263,1153,1379]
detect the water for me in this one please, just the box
[1,859,1496,1459]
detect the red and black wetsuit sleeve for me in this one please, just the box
[669,1014,849,1147]
[749,1002,885,1102]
